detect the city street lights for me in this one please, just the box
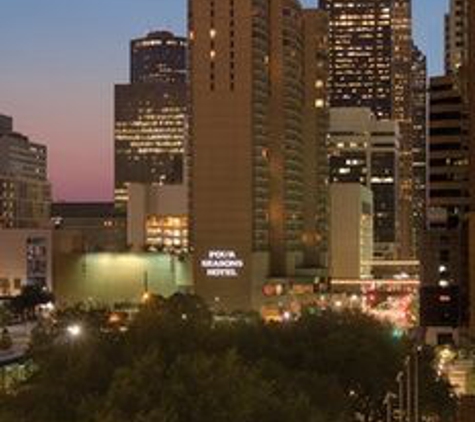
[66,323,82,338]
[384,392,397,422]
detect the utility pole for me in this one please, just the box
[406,356,412,422]
[414,347,420,422]
[384,392,396,422]
[143,270,149,293]
[397,371,404,422]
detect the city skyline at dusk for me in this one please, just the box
[0,0,448,201]
[2,0,475,418]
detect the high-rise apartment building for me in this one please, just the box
[0,116,51,228]
[445,0,469,74]
[189,0,329,310]
[328,107,400,260]
[114,31,187,206]
[422,75,469,330]
[320,0,420,259]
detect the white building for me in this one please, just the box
[329,107,400,260]
[330,183,373,280]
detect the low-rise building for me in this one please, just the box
[0,229,52,296]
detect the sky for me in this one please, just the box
[0,0,449,202]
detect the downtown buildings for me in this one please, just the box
[114,31,188,206]
[422,74,469,334]
[319,0,426,260]
[445,0,469,74]
[421,0,473,341]
[189,0,329,310]
[0,115,52,295]
[328,107,400,261]
[0,115,51,229]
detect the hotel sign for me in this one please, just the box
[201,250,244,277]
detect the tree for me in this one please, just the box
[0,299,457,422]
[10,284,54,319]
[0,304,12,328]
[97,351,327,422]
[0,327,12,350]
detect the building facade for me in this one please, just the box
[328,107,400,260]
[127,183,188,253]
[131,31,187,84]
[445,0,469,74]
[422,75,469,334]
[0,229,52,296]
[330,183,373,280]
[51,202,126,252]
[320,0,419,259]
[411,45,428,257]
[189,0,329,310]
[0,117,51,229]
[114,31,188,206]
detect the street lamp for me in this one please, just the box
[384,392,397,422]
[66,323,82,338]
[397,371,404,422]
[396,346,422,422]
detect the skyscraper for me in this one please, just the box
[422,75,469,332]
[114,31,187,206]
[0,116,51,228]
[328,107,400,260]
[319,0,393,117]
[131,31,187,84]
[445,0,469,74]
[320,0,420,259]
[412,45,428,256]
[189,0,329,310]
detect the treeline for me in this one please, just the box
[0,294,455,422]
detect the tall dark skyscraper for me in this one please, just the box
[422,74,469,333]
[319,0,393,118]
[131,31,187,84]
[320,0,422,260]
[328,108,400,260]
[114,31,187,206]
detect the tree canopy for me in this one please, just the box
[0,294,456,422]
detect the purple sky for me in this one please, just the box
[0,0,448,202]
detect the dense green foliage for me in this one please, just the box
[0,294,455,422]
